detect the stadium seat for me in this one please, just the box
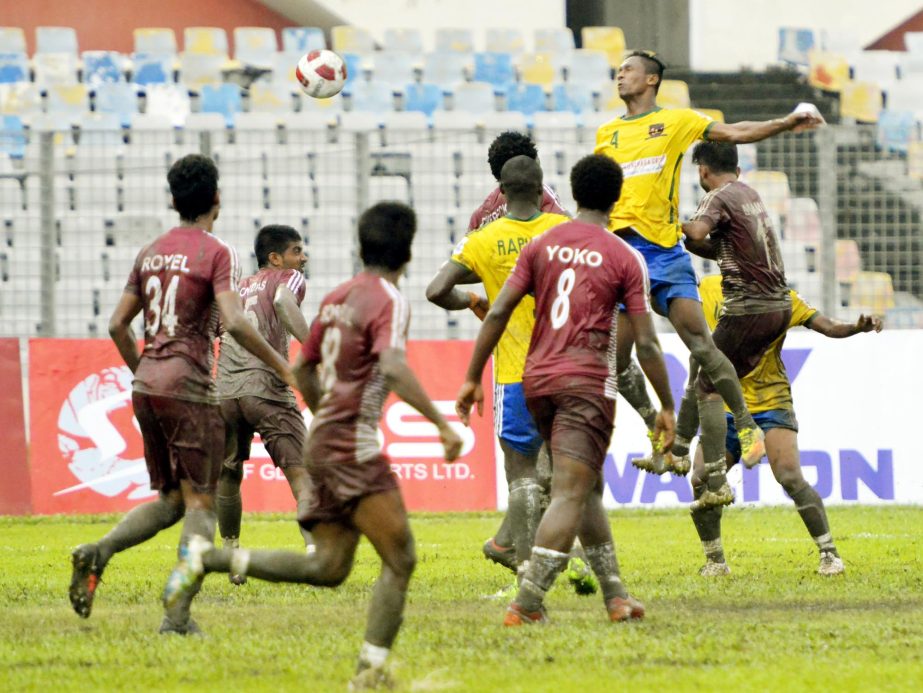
[77,111,124,147]
[422,52,470,87]
[784,197,821,242]
[271,51,303,87]
[519,53,557,86]
[534,27,575,55]
[436,28,475,53]
[342,52,362,85]
[383,29,423,54]
[36,27,78,55]
[777,27,815,66]
[876,110,917,153]
[299,91,343,113]
[34,53,78,86]
[450,81,495,113]
[0,28,26,54]
[904,31,923,53]
[552,82,596,115]
[184,27,228,56]
[486,29,525,55]
[200,83,242,126]
[332,26,374,54]
[884,77,923,112]
[850,271,895,313]
[232,111,278,141]
[403,82,443,117]
[93,82,137,126]
[839,81,883,123]
[696,107,725,123]
[82,51,125,85]
[371,51,418,90]
[598,82,626,112]
[0,83,41,117]
[744,170,791,219]
[134,28,178,57]
[184,112,226,135]
[0,114,25,162]
[144,84,190,126]
[580,26,626,68]
[908,141,923,180]
[234,27,278,67]
[473,52,515,88]
[565,49,610,88]
[282,27,326,54]
[505,83,546,117]
[656,79,690,108]
[0,52,28,83]
[851,50,900,86]
[808,50,849,92]
[835,239,861,283]
[347,81,397,113]
[249,82,296,113]
[179,52,225,88]
[47,83,88,115]
[131,54,171,85]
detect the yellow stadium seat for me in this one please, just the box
[581,26,626,68]
[839,80,883,122]
[183,27,228,56]
[656,79,690,108]
[808,50,849,92]
[835,239,861,283]
[332,25,374,54]
[695,108,725,122]
[909,142,923,181]
[519,53,557,86]
[850,271,895,313]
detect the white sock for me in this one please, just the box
[359,641,389,669]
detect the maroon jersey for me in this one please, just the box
[691,181,789,314]
[217,267,307,404]
[301,271,410,466]
[126,226,240,403]
[506,220,651,399]
[468,183,568,231]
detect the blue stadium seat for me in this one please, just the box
[877,110,917,153]
[200,83,243,126]
[552,82,596,115]
[473,52,515,88]
[347,81,397,113]
[0,52,27,83]
[0,114,25,161]
[94,83,138,126]
[282,27,326,54]
[778,28,815,66]
[505,83,546,117]
[404,82,443,118]
[131,54,171,85]
[82,51,125,85]
[36,26,78,55]
[342,52,362,85]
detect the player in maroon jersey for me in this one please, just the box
[457,154,676,625]
[215,225,312,580]
[162,202,463,688]
[68,155,294,634]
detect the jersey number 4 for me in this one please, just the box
[145,275,180,337]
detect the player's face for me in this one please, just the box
[617,57,653,98]
[280,241,308,272]
[697,164,711,192]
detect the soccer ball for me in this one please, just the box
[295,50,348,99]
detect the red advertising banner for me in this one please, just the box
[28,339,495,515]
[0,338,29,515]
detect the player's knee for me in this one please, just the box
[777,467,807,495]
[315,549,354,586]
[390,538,417,581]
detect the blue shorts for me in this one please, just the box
[494,382,543,456]
[725,409,799,462]
[621,233,700,316]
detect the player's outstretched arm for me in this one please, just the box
[216,291,295,388]
[109,291,144,373]
[380,348,463,462]
[292,352,322,412]
[273,285,310,342]
[683,236,718,260]
[627,311,676,451]
[707,105,825,144]
[426,261,489,318]
[807,312,884,338]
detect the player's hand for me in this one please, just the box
[787,104,826,133]
[653,408,676,454]
[439,423,464,462]
[856,314,884,333]
[455,381,484,426]
[468,292,490,321]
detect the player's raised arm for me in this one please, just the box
[807,311,884,338]
[706,104,825,144]
[216,291,294,388]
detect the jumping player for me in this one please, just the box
[215,225,312,580]
[595,50,825,500]
[457,154,676,625]
[162,202,463,689]
[69,154,294,634]
[687,275,882,576]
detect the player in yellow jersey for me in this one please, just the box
[595,50,826,506]
[427,156,568,572]
[685,276,882,577]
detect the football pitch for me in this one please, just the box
[3,506,922,692]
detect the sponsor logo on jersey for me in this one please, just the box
[621,154,667,179]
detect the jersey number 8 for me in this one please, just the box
[550,268,576,329]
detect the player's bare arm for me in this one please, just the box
[216,291,295,388]
[683,236,718,260]
[108,291,144,373]
[627,311,676,451]
[426,261,489,318]
[706,108,825,144]
[682,219,715,242]
[292,352,322,411]
[456,281,526,425]
[273,285,310,342]
[379,348,462,461]
[807,312,884,338]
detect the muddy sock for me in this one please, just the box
[787,481,837,556]
[493,512,513,549]
[698,397,729,492]
[618,360,657,430]
[179,508,216,550]
[583,542,629,601]
[216,491,242,544]
[673,387,700,456]
[508,478,543,565]
[97,497,183,569]
[695,348,754,429]
[515,546,569,613]
[363,570,408,649]
[691,481,725,562]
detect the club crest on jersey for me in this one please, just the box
[647,123,665,139]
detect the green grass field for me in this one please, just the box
[3,506,922,692]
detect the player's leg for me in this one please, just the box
[764,423,843,576]
[690,437,735,576]
[670,355,700,474]
[216,398,247,555]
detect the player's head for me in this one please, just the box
[498,155,543,208]
[487,131,539,181]
[255,225,306,271]
[570,154,623,215]
[618,50,665,98]
[167,154,220,223]
[692,140,740,191]
[358,201,417,272]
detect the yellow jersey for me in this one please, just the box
[594,107,714,248]
[451,212,569,384]
[699,275,818,413]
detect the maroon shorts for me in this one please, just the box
[526,391,616,473]
[220,396,306,470]
[298,455,400,529]
[698,308,792,395]
[132,392,224,494]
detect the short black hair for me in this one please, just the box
[487,131,538,181]
[499,155,543,202]
[255,224,301,267]
[167,154,219,221]
[570,154,623,213]
[692,141,739,174]
[627,50,665,94]
[358,201,416,271]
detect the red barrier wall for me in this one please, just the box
[0,339,30,515]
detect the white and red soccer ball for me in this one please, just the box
[295,50,348,99]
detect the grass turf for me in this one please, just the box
[2,505,922,691]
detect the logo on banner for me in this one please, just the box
[55,367,153,500]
